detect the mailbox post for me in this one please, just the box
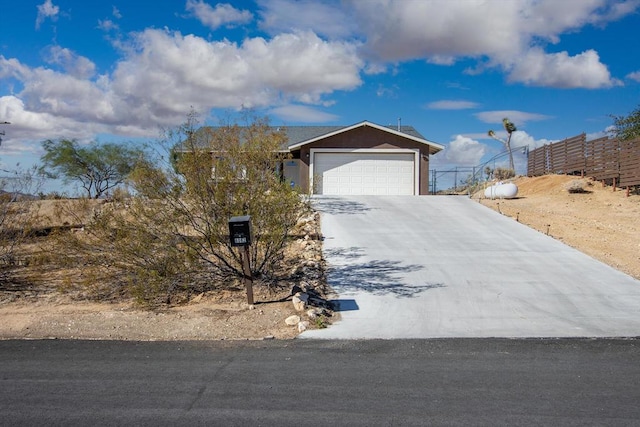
[228,216,254,305]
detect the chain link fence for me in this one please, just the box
[430,145,529,194]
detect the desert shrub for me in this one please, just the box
[38,191,68,200]
[566,180,592,194]
[494,167,515,180]
[0,167,42,286]
[53,112,309,306]
[108,187,132,201]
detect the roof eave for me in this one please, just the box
[287,120,444,154]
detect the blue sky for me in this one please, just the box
[1,0,639,192]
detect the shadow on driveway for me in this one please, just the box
[313,197,375,215]
[325,247,445,298]
[329,299,360,312]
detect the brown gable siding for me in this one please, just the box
[293,126,431,195]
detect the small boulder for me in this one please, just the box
[292,292,309,311]
[285,315,301,326]
[306,308,323,320]
[298,321,310,332]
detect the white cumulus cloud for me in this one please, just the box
[0,95,99,154]
[45,46,96,79]
[475,110,553,126]
[258,0,355,39]
[332,0,633,88]
[427,100,479,110]
[626,71,640,82]
[110,29,362,118]
[0,29,363,138]
[3,0,637,152]
[443,135,487,165]
[186,1,253,30]
[509,130,556,152]
[270,105,339,123]
[505,48,622,88]
[35,0,60,30]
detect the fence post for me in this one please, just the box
[431,169,436,194]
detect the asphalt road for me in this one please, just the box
[303,196,640,339]
[2,339,640,426]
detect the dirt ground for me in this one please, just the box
[0,205,331,341]
[1,174,638,341]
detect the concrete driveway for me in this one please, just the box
[301,196,640,339]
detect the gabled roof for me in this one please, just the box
[285,121,444,154]
[178,121,444,155]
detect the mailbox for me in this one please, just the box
[228,215,252,247]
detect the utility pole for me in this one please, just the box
[0,121,10,146]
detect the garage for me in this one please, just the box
[284,121,443,195]
[313,151,417,195]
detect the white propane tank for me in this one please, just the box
[484,182,518,199]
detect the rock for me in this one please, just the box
[290,284,304,295]
[307,308,323,320]
[301,267,320,279]
[285,315,301,326]
[298,321,310,332]
[292,292,309,311]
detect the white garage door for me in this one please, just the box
[314,152,416,195]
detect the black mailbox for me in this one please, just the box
[229,215,252,247]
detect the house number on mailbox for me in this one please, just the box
[228,215,252,247]
[228,215,254,305]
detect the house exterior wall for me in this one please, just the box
[420,153,429,195]
[294,126,432,195]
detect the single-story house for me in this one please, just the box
[282,121,443,195]
[181,120,443,195]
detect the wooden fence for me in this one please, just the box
[527,133,640,188]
